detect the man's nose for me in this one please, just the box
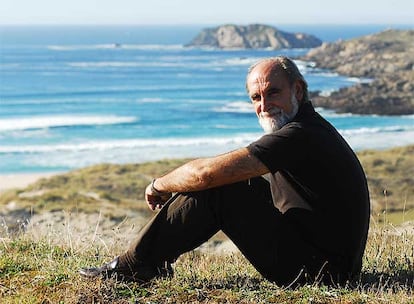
[260,98,270,112]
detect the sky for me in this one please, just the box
[1,0,413,25]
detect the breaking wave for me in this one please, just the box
[0,115,137,132]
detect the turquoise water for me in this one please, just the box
[1,25,413,173]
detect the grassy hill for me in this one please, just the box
[0,145,413,303]
[1,145,413,223]
[0,158,190,233]
[358,145,414,223]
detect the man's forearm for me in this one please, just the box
[151,148,268,194]
[151,159,210,194]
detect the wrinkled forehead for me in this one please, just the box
[247,62,288,91]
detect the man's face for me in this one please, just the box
[247,62,301,133]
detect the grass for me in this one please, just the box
[0,145,413,303]
[0,217,413,303]
[1,145,413,225]
[0,159,190,215]
[358,145,414,215]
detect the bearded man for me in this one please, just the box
[80,56,370,286]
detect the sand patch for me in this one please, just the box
[0,172,59,193]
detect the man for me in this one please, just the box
[80,56,370,286]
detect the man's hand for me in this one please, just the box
[145,183,172,211]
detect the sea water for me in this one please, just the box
[1,25,413,173]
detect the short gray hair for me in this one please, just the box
[246,56,309,102]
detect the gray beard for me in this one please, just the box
[259,94,299,134]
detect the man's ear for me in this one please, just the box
[294,80,304,102]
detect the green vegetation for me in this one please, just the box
[1,146,413,224]
[358,145,414,222]
[0,159,189,216]
[0,222,413,303]
[0,145,413,302]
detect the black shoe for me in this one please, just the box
[79,256,173,282]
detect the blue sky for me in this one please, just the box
[1,0,413,25]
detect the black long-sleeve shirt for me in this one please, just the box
[247,101,370,276]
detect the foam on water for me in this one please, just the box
[48,44,184,51]
[344,130,414,151]
[1,123,412,155]
[220,57,262,66]
[213,101,253,113]
[0,135,258,154]
[340,125,414,135]
[137,97,169,103]
[2,128,413,172]
[0,115,137,132]
[316,108,359,117]
[1,135,259,171]
[67,56,260,69]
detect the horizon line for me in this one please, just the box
[1,22,413,27]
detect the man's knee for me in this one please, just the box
[163,190,219,225]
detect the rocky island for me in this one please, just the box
[302,29,414,115]
[186,24,322,49]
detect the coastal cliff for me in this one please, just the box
[186,24,322,49]
[303,29,414,115]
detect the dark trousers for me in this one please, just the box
[120,177,339,286]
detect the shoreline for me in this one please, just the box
[0,172,61,193]
[1,141,414,193]
[1,141,413,194]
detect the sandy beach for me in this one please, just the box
[0,172,60,192]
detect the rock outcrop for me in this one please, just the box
[186,24,322,49]
[302,29,414,115]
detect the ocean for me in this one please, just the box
[1,25,413,174]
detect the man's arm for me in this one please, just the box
[145,147,269,210]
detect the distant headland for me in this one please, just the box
[303,29,414,115]
[185,24,322,49]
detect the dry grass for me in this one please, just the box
[1,146,414,303]
[358,145,414,216]
[0,159,190,214]
[0,216,413,303]
[1,146,413,225]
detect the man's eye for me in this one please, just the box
[251,94,260,101]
